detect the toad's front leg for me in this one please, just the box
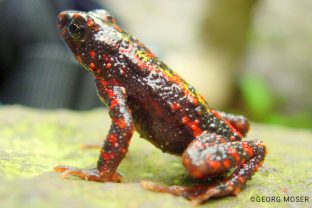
[54,86,134,182]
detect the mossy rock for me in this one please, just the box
[0,106,311,208]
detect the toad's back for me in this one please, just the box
[58,10,242,155]
[113,36,240,154]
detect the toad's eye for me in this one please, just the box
[68,22,85,41]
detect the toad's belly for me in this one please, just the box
[129,99,194,155]
[149,119,194,154]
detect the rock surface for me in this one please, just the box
[0,106,311,208]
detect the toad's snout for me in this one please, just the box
[57,12,70,31]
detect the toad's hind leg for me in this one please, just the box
[141,133,266,205]
[214,110,250,136]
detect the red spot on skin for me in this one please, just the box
[115,118,127,129]
[181,116,203,137]
[73,14,81,19]
[209,160,221,171]
[109,153,115,159]
[100,150,115,161]
[242,142,254,157]
[223,159,231,169]
[106,63,112,69]
[108,134,117,144]
[193,129,203,137]
[109,99,118,110]
[231,152,240,163]
[100,80,108,87]
[190,124,197,130]
[102,54,109,61]
[105,89,115,98]
[89,62,96,71]
[100,151,110,160]
[87,19,94,27]
[138,62,145,69]
[188,95,198,105]
[181,116,189,124]
[111,79,118,85]
[89,51,96,59]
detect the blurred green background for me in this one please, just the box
[0,0,311,129]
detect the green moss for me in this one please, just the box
[0,106,311,207]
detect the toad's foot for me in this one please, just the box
[141,180,236,205]
[54,165,122,182]
[141,181,209,201]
